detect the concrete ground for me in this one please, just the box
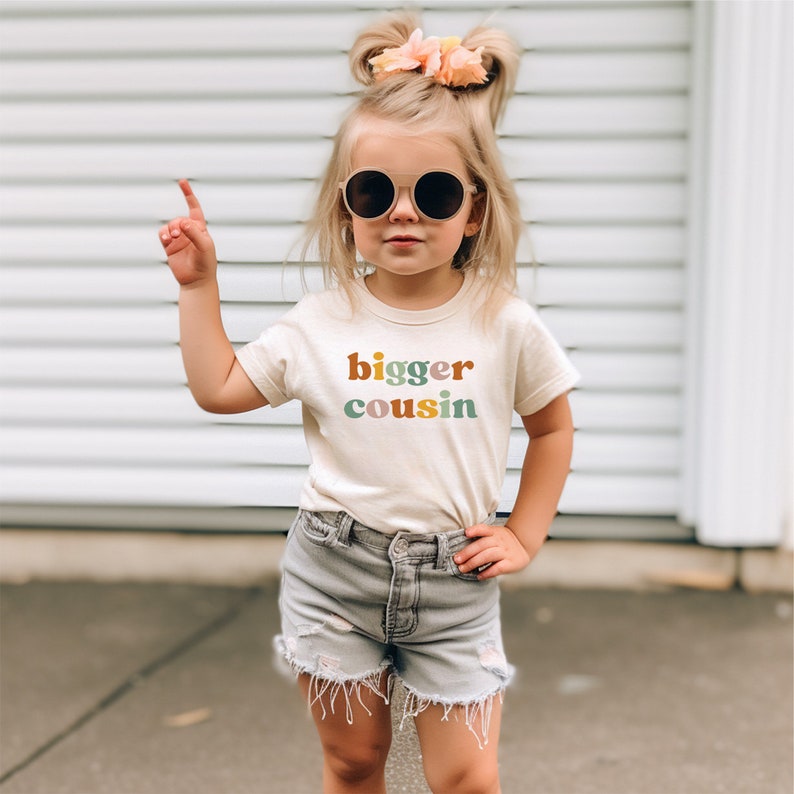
[0,580,791,794]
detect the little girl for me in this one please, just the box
[160,13,578,794]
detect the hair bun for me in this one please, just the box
[460,26,521,126]
[349,12,520,128]
[348,12,421,87]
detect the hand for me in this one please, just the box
[453,523,531,580]
[159,180,217,285]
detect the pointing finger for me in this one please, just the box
[178,179,206,224]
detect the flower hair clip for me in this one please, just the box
[368,28,489,89]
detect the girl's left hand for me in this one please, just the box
[453,524,531,580]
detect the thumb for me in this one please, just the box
[179,219,214,252]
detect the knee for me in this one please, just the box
[425,761,500,794]
[323,737,390,783]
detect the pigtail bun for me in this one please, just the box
[460,26,521,128]
[348,12,421,87]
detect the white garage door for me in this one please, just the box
[0,1,691,534]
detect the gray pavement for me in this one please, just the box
[0,579,791,794]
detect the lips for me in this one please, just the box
[387,235,422,243]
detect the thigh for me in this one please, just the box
[414,697,502,794]
[298,670,393,761]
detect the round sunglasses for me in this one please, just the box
[339,168,477,222]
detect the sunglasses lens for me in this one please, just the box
[414,172,466,220]
[345,171,394,218]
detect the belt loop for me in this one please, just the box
[435,532,449,569]
[337,512,355,546]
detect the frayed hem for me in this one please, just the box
[275,638,394,725]
[274,638,506,748]
[400,684,506,750]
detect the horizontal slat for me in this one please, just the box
[535,308,683,350]
[570,391,680,433]
[0,385,681,435]
[0,56,355,98]
[0,463,307,506]
[0,139,687,181]
[507,471,680,515]
[0,463,679,515]
[0,96,688,140]
[1,425,308,466]
[0,304,682,349]
[0,6,690,55]
[519,267,684,308]
[500,139,687,179]
[516,51,689,93]
[0,386,301,426]
[0,52,689,99]
[570,350,681,390]
[0,224,684,265]
[0,182,686,224]
[3,426,679,474]
[0,141,335,181]
[2,264,684,308]
[0,348,681,395]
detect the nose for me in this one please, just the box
[388,187,419,223]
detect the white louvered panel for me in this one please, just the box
[0,387,679,435]
[0,182,686,224]
[507,429,679,474]
[0,464,308,507]
[0,224,682,266]
[0,139,686,181]
[0,303,683,353]
[1,52,688,99]
[0,4,690,55]
[0,1,691,530]
[2,425,309,467]
[0,386,303,427]
[501,139,687,180]
[504,470,679,516]
[0,347,682,395]
[0,461,677,517]
[3,264,683,309]
[0,303,683,350]
[0,425,682,476]
[0,142,335,181]
[1,96,687,140]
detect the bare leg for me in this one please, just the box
[414,696,502,794]
[298,671,392,794]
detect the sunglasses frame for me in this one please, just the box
[339,168,478,222]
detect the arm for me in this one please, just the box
[159,180,268,414]
[454,392,575,580]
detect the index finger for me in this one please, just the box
[178,179,205,223]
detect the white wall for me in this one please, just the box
[0,1,693,533]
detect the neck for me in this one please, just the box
[365,267,464,310]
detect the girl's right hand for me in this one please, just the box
[159,180,218,285]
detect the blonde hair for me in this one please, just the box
[302,11,523,310]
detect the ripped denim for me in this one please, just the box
[275,510,514,748]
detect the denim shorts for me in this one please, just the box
[275,509,513,746]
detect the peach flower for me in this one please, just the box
[369,28,442,81]
[437,40,488,87]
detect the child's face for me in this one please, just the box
[346,123,479,284]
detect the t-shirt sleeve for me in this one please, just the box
[513,306,580,416]
[234,304,303,408]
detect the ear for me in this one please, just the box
[464,192,486,237]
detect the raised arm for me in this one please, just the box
[159,180,268,414]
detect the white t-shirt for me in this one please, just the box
[236,275,579,535]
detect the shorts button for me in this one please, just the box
[393,538,409,555]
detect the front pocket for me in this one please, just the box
[298,511,340,548]
[445,536,484,582]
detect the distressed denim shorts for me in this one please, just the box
[275,509,514,746]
